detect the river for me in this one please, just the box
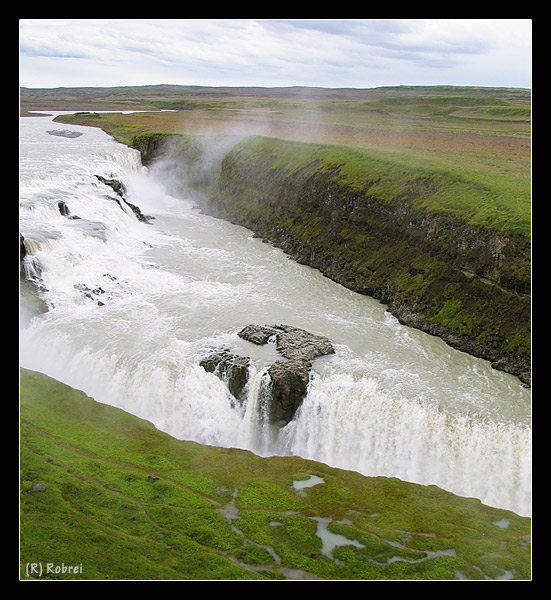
[19,113,531,517]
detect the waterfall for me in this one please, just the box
[19,115,531,517]
[279,373,531,516]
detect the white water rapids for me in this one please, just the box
[19,114,531,517]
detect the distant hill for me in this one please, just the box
[20,83,531,103]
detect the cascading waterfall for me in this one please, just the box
[239,365,274,454]
[280,373,531,515]
[19,114,531,517]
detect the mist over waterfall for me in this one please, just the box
[20,115,531,517]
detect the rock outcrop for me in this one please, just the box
[95,175,154,223]
[46,129,83,139]
[199,350,251,406]
[20,234,49,325]
[238,324,335,425]
[200,324,335,425]
[237,324,335,363]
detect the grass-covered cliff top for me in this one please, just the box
[39,84,530,237]
[20,368,531,580]
[212,134,530,237]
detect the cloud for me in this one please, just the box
[19,19,532,89]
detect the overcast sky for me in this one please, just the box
[19,19,532,90]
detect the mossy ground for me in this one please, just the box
[20,368,531,580]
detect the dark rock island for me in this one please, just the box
[200,324,335,425]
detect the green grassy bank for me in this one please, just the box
[20,368,531,580]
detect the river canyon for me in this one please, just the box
[19,113,531,518]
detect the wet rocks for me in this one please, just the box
[58,200,70,216]
[46,129,83,138]
[96,175,126,198]
[201,324,334,426]
[267,359,312,425]
[20,234,49,324]
[236,324,277,346]
[238,324,334,361]
[199,350,251,405]
[73,283,108,306]
[237,324,335,424]
[95,175,154,223]
[58,200,80,219]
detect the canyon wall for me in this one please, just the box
[133,133,531,384]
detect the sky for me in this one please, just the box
[19,19,532,90]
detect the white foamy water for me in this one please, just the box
[19,114,531,517]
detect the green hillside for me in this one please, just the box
[20,368,531,580]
